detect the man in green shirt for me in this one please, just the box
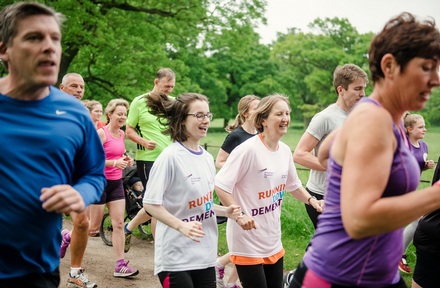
[124,68,176,250]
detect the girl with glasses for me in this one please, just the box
[143,92,242,288]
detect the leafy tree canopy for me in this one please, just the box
[2,1,439,126]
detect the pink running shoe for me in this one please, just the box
[60,229,71,258]
[114,260,139,278]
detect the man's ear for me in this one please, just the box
[0,42,6,54]
[0,42,7,59]
[336,85,344,95]
[0,42,8,69]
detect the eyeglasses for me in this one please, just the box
[187,112,213,121]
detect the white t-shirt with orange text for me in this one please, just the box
[143,142,217,275]
[215,136,302,258]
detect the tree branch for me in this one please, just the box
[91,0,190,17]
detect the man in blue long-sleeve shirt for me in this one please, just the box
[0,2,106,287]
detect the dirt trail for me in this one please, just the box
[60,218,161,288]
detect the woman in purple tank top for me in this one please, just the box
[398,113,435,274]
[290,12,440,288]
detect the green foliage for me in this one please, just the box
[421,87,440,125]
[2,0,437,127]
[27,0,265,107]
[297,103,320,128]
[207,32,282,120]
[271,17,373,121]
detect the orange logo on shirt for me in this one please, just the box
[258,184,286,200]
[188,191,213,209]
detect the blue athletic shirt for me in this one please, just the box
[0,87,106,279]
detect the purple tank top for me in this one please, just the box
[411,140,428,173]
[303,98,420,287]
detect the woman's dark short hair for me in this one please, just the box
[369,12,440,83]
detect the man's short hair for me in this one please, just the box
[333,64,368,95]
[0,2,64,69]
[156,68,175,81]
[61,73,84,86]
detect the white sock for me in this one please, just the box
[70,267,81,277]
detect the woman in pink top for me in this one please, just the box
[89,99,139,278]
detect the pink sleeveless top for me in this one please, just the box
[102,126,125,180]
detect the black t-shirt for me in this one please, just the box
[414,208,440,256]
[221,126,257,154]
[413,161,440,255]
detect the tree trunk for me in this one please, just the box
[58,45,80,86]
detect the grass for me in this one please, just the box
[129,121,440,286]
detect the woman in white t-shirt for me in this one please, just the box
[143,92,242,288]
[215,94,323,288]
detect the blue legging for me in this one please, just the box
[235,257,284,288]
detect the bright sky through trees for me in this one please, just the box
[257,0,440,44]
